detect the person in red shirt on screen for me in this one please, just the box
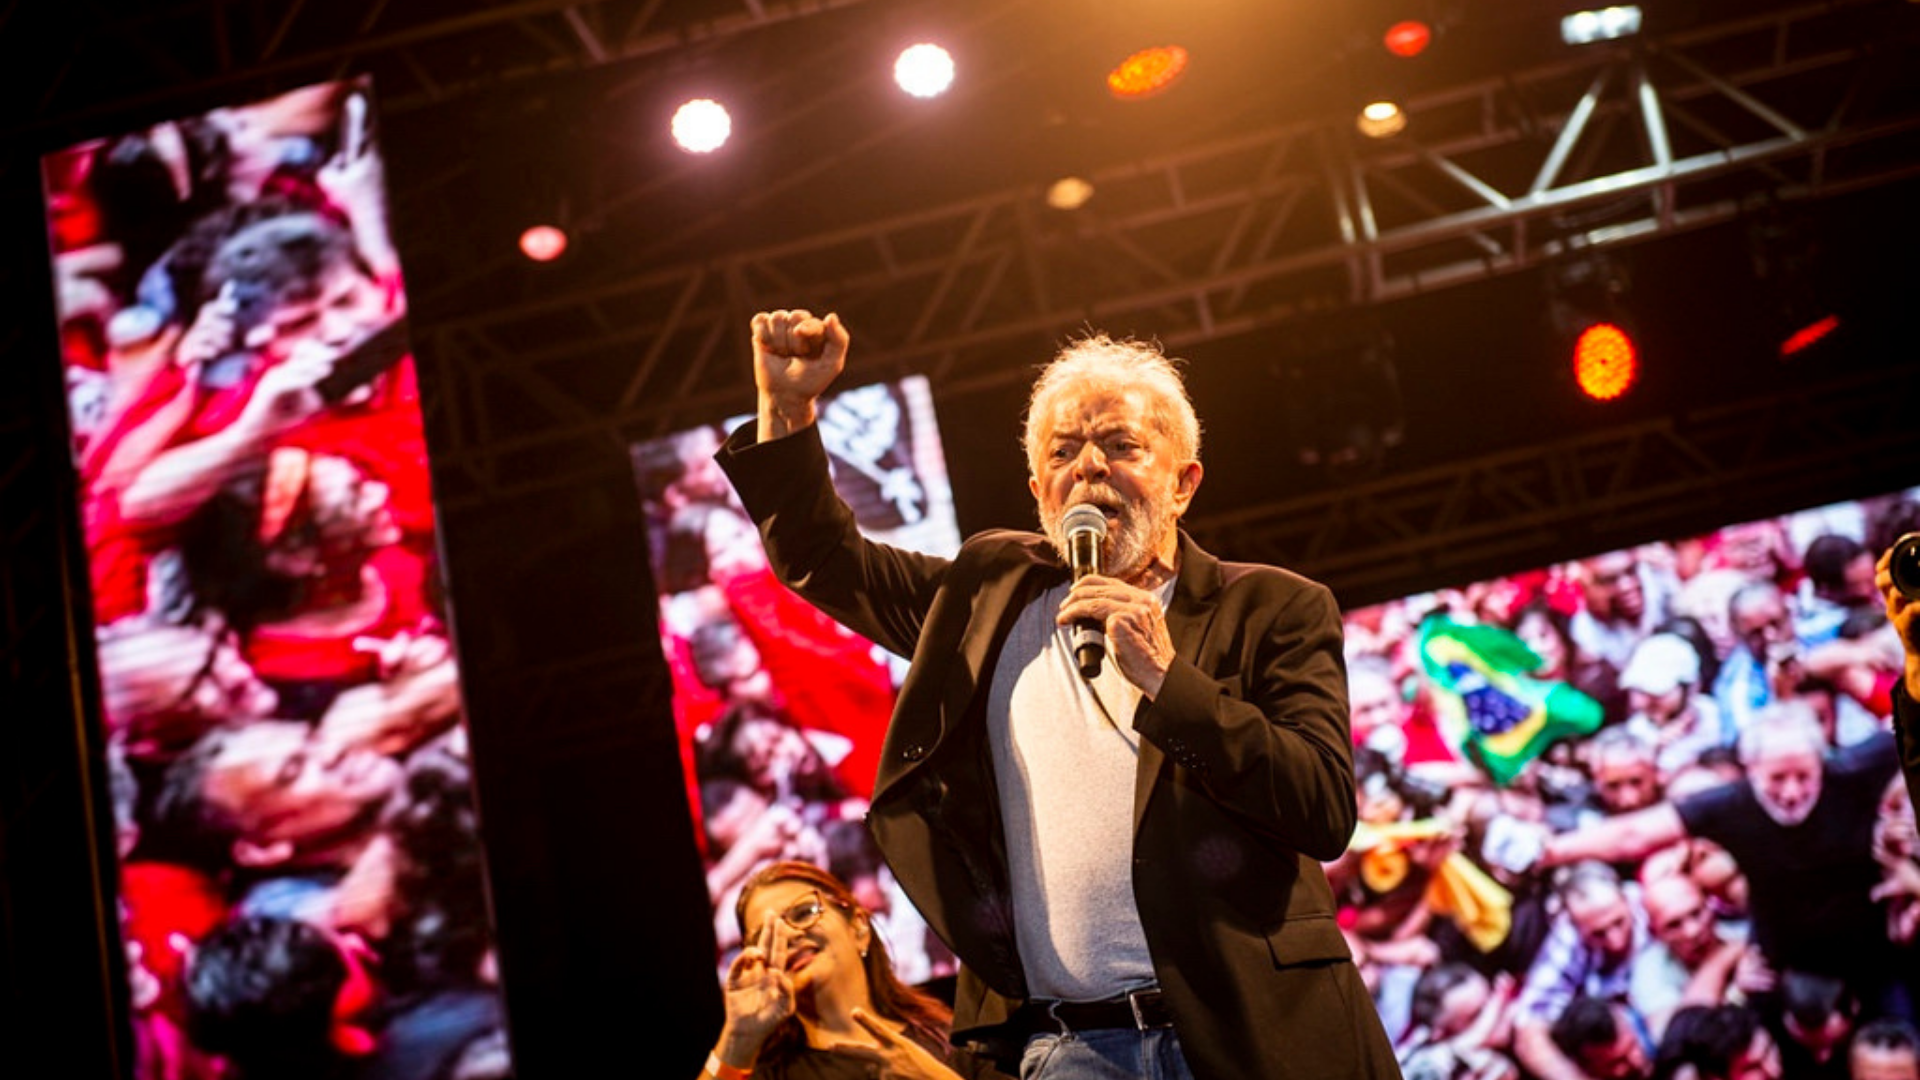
[82,202,425,630]
[174,444,442,714]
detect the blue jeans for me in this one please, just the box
[1019,1027,1197,1080]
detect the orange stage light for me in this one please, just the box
[1108,46,1189,100]
[1572,323,1638,400]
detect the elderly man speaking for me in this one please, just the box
[709,309,1400,1080]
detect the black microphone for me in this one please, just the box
[1063,503,1108,678]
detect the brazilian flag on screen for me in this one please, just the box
[1416,613,1603,786]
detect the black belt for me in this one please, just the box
[1013,988,1174,1035]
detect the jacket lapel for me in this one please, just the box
[872,535,1064,808]
[1134,531,1222,835]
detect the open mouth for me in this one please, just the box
[784,944,819,973]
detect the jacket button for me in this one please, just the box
[902,744,929,762]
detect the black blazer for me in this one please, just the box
[719,424,1402,1080]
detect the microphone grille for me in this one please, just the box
[1062,503,1108,538]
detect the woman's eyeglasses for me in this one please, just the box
[778,891,834,932]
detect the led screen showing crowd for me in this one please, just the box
[43,78,511,1080]
[631,376,965,988]
[1339,490,1920,1080]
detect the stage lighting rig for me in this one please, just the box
[1273,316,1405,472]
[1561,5,1643,45]
[1107,45,1189,100]
[1360,1,1453,62]
[1749,209,1844,361]
[1346,2,1451,139]
[671,98,731,153]
[894,43,955,99]
[1547,251,1641,402]
[519,224,567,262]
[1357,100,1409,138]
[1383,19,1433,58]
[1046,176,1095,211]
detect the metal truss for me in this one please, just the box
[407,0,1920,511]
[1188,364,1920,606]
[11,0,885,134]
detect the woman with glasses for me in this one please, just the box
[700,860,1007,1080]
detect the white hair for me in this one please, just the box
[1737,700,1827,766]
[1021,333,1201,476]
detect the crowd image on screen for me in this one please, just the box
[1334,490,1920,1080]
[633,378,963,988]
[45,78,509,1080]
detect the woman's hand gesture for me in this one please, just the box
[830,1007,966,1080]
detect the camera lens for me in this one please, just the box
[1892,532,1920,601]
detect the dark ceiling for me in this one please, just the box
[6,0,1920,601]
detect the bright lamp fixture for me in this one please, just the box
[671,98,732,154]
[1046,177,1094,210]
[1108,46,1189,100]
[1356,101,1408,138]
[895,43,955,98]
[1561,6,1643,45]
[519,225,567,262]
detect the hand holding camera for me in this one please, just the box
[1890,532,1920,602]
[1879,532,1920,699]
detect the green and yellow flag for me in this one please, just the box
[1416,613,1603,786]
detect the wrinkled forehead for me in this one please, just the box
[1643,876,1704,919]
[1033,382,1174,452]
[1565,886,1626,925]
[1039,383,1144,427]
[1752,743,1822,774]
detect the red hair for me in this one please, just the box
[735,860,955,1062]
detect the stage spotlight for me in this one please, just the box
[1383,20,1432,58]
[1571,323,1639,400]
[671,98,731,154]
[1273,317,1404,471]
[1356,100,1408,138]
[1548,252,1640,401]
[894,43,955,98]
[1108,46,1189,100]
[518,224,568,262]
[1749,210,1843,361]
[1779,314,1842,359]
[1046,176,1094,210]
[1561,6,1643,45]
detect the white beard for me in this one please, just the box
[1753,785,1818,827]
[1041,485,1175,583]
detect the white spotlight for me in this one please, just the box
[895,43,955,99]
[1561,6,1643,45]
[1356,100,1407,138]
[1046,176,1094,210]
[671,98,732,154]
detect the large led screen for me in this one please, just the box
[43,78,511,1079]
[631,377,964,985]
[1340,490,1920,1079]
